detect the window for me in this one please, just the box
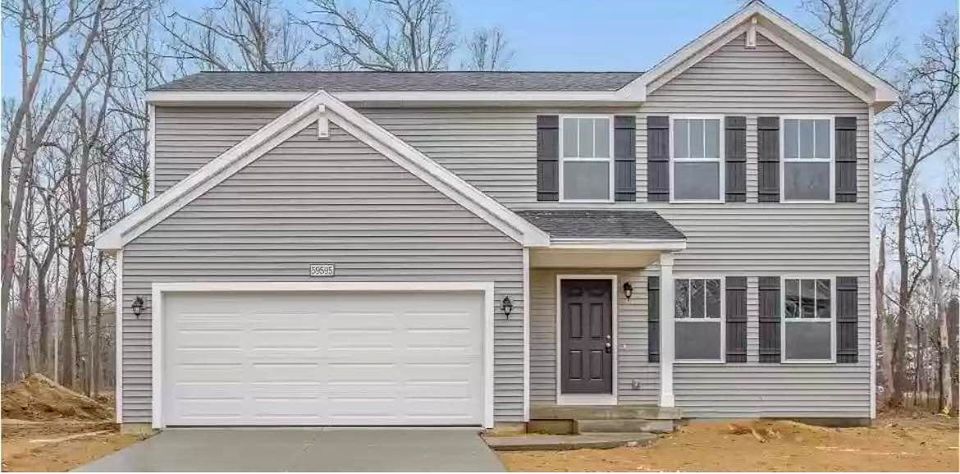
[782,118,833,201]
[672,117,722,201]
[674,278,723,361]
[560,116,613,201]
[783,277,834,362]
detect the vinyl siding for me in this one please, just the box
[122,123,524,423]
[146,32,871,419]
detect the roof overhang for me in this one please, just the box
[621,0,898,111]
[144,89,647,107]
[530,239,686,269]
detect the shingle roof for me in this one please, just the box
[516,210,685,241]
[150,71,643,92]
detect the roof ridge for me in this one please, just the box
[192,70,645,74]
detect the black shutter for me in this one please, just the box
[725,276,748,362]
[724,116,747,202]
[614,115,637,201]
[648,276,660,362]
[537,115,559,201]
[758,117,780,202]
[835,117,857,203]
[647,116,669,202]
[758,276,781,362]
[836,277,859,363]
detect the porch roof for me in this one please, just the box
[516,209,685,242]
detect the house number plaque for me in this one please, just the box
[309,263,335,277]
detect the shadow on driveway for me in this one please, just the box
[75,428,505,472]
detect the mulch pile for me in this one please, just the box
[1,373,112,421]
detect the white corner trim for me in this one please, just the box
[626,2,897,108]
[96,90,550,250]
[150,281,497,429]
[114,249,123,423]
[522,248,531,421]
[554,274,618,406]
[147,104,156,200]
[868,105,877,419]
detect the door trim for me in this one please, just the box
[151,281,496,429]
[555,274,618,406]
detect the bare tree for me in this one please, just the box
[801,0,898,71]
[876,14,958,406]
[462,26,513,71]
[2,0,106,328]
[302,0,456,71]
[160,0,314,72]
[923,192,952,413]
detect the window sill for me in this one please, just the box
[559,199,615,204]
[780,359,836,364]
[668,199,725,204]
[674,359,725,364]
[780,199,835,204]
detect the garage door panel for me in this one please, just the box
[163,290,483,426]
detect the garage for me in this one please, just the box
[154,283,492,427]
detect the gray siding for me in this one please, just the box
[123,123,524,423]
[147,32,871,419]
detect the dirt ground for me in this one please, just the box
[500,413,960,472]
[1,374,148,472]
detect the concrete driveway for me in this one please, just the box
[76,428,505,472]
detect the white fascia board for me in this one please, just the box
[96,90,550,250]
[145,89,646,106]
[548,238,687,251]
[626,1,898,109]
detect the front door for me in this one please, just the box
[560,279,613,394]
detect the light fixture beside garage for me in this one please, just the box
[500,296,514,318]
[622,282,634,300]
[132,296,146,317]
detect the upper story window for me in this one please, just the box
[675,277,724,362]
[782,117,833,202]
[783,277,834,362]
[671,117,723,202]
[560,116,613,202]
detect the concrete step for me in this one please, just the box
[576,418,676,434]
[531,405,681,421]
[483,432,657,451]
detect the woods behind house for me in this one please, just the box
[1,0,957,412]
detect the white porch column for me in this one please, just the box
[659,253,676,408]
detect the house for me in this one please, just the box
[96,1,897,433]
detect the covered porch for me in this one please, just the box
[518,210,686,430]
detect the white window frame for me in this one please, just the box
[780,115,835,203]
[669,115,725,203]
[558,115,615,203]
[780,275,837,364]
[673,274,725,364]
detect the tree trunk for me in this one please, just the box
[891,177,911,407]
[876,226,894,406]
[914,323,923,406]
[923,193,952,413]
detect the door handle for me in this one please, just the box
[605,338,612,354]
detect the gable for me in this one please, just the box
[131,123,522,250]
[647,32,864,112]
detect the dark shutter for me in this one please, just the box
[835,117,857,203]
[648,276,660,362]
[758,276,781,362]
[537,115,559,201]
[836,277,859,363]
[725,276,748,362]
[614,115,637,201]
[758,117,780,202]
[724,116,747,202]
[647,116,670,202]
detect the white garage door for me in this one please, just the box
[161,290,485,426]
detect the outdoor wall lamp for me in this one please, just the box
[500,296,514,318]
[622,282,634,300]
[132,296,145,318]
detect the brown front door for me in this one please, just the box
[560,279,613,394]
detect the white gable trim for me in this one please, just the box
[627,0,897,109]
[96,91,550,251]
